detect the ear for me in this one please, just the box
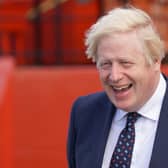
[153,58,161,71]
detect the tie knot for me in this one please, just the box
[126,112,140,127]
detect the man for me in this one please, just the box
[67,6,167,168]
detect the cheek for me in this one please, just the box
[135,72,156,97]
[99,71,109,81]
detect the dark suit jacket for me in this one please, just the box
[67,76,168,168]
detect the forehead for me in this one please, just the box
[97,31,144,60]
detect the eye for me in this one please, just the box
[120,61,133,68]
[98,62,112,70]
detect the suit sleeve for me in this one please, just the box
[67,99,79,168]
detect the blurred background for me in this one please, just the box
[0,0,168,168]
[1,0,168,65]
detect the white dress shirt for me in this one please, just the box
[102,74,166,168]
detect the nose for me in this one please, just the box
[109,64,122,83]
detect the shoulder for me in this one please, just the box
[70,91,114,124]
[72,91,111,111]
[163,73,168,81]
[162,73,168,99]
[69,91,115,135]
[162,73,168,90]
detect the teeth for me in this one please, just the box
[112,84,131,91]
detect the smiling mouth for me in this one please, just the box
[112,84,133,92]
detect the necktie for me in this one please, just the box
[109,112,140,168]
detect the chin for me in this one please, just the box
[114,102,135,112]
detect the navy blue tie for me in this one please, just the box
[109,112,140,168]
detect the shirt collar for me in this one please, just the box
[114,74,166,122]
[138,74,166,121]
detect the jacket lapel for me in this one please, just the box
[96,100,116,168]
[149,77,168,168]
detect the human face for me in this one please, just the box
[97,31,161,112]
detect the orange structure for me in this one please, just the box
[0,0,168,65]
[0,1,35,65]
[0,0,100,65]
[0,57,15,168]
[12,66,101,168]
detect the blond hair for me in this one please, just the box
[85,7,165,65]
